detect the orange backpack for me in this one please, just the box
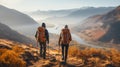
[37,27,46,42]
[61,28,71,44]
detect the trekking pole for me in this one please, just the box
[58,44,61,61]
[36,37,38,48]
[48,43,50,59]
[36,31,39,49]
[36,38,39,52]
[58,44,60,54]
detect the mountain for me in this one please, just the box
[30,9,76,17]
[0,22,34,44]
[26,7,114,26]
[0,5,39,36]
[68,7,115,18]
[75,6,120,44]
[27,9,77,20]
[99,6,120,44]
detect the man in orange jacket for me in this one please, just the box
[35,23,49,59]
[58,25,72,63]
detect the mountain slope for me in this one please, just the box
[0,5,39,36]
[0,22,34,44]
[99,6,120,44]
[75,6,120,44]
[0,39,39,67]
[0,39,120,67]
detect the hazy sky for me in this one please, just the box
[0,0,120,12]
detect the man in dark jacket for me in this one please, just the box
[35,23,49,59]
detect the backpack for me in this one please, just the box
[61,28,71,44]
[37,27,46,42]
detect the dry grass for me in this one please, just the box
[68,46,120,67]
[12,46,25,55]
[0,45,26,67]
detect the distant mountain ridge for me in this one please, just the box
[29,9,77,17]
[26,7,115,25]
[68,7,115,18]
[29,7,115,18]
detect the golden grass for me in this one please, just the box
[68,46,120,67]
[68,46,79,57]
[0,45,26,67]
[12,46,25,55]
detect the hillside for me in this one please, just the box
[74,6,120,44]
[0,5,39,36]
[0,39,39,67]
[0,22,34,44]
[99,6,120,44]
[0,39,120,67]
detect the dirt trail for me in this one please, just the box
[29,49,82,67]
[0,39,82,67]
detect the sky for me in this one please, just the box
[0,0,120,12]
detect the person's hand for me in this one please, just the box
[58,42,60,46]
[47,41,49,44]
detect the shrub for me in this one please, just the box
[68,46,79,57]
[68,46,120,67]
[0,46,26,67]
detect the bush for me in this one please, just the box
[12,46,24,55]
[0,46,26,67]
[68,46,79,57]
[68,46,120,67]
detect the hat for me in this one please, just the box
[42,23,46,28]
[65,25,68,28]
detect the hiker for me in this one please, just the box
[35,23,49,59]
[58,25,72,63]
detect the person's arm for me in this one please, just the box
[35,31,38,39]
[45,29,49,44]
[69,30,72,41]
[58,32,62,46]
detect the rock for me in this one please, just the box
[50,58,57,62]
[105,64,115,67]
[0,44,12,49]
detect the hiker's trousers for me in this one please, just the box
[39,42,46,59]
[61,44,69,62]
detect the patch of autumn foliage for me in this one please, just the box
[0,45,26,67]
[69,46,120,67]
